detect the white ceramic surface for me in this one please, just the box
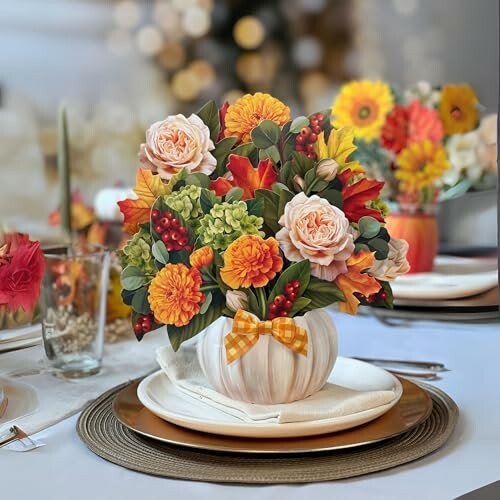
[0,378,39,429]
[197,309,338,404]
[137,357,403,438]
[0,324,42,353]
[391,255,498,300]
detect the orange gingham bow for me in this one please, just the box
[224,309,308,364]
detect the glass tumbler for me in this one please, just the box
[40,245,110,377]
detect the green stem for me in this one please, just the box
[255,287,268,320]
[304,176,320,195]
[201,284,219,292]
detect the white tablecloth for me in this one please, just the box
[1,310,500,500]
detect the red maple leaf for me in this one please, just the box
[209,154,278,200]
[340,169,385,223]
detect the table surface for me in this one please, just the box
[1,311,500,500]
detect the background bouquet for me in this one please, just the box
[118,93,409,350]
[331,80,497,214]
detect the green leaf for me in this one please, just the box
[121,288,135,306]
[196,100,220,142]
[368,238,389,260]
[303,277,345,310]
[131,286,151,315]
[318,189,343,208]
[272,182,292,195]
[185,173,210,188]
[354,242,370,254]
[304,168,328,193]
[167,293,224,351]
[200,188,220,213]
[268,260,311,305]
[151,197,195,245]
[255,189,281,233]
[278,188,294,219]
[251,119,281,149]
[246,197,264,216]
[439,177,473,202]
[244,288,260,317]
[199,292,213,314]
[259,145,281,163]
[288,297,312,317]
[225,186,244,203]
[168,250,190,265]
[289,116,310,134]
[291,151,315,175]
[213,136,238,177]
[358,216,381,239]
[120,266,147,291]
[151,240,169,265]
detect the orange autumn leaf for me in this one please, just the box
[118,169,168,233]
[209,154,278,200]
[335,251,381,315]
[341,170,385,223]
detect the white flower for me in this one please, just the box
[443,131,483,186]
[369,238,410,281]
[316,159,339,182]
[225,290,248,313]
[404,81,441,108]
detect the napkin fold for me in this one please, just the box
[156,345,397,424]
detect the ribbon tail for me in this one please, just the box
[224,332,260,364]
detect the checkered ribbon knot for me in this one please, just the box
[224,309,308,364]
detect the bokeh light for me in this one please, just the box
[233,16,266,50]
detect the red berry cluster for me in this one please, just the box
[134,313,154,335]
[151,209,192,253]
[268,280,300,319]
[294,112,325,161]
[355,289,388,304]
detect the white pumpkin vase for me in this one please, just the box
[197,308,338,404]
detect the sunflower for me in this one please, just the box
[395,140,449,194]
[331,80,394,141]
[148,263,204,327]
[439,84,479,135]
[220,235,283,289]
[224,93,290,143]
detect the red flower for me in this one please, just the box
[381,100,444,154]
[210,154,278,200]
[0,233,45,313]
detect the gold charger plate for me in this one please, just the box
[112,377,432,454]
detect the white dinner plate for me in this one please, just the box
[391,255,498,300]
[0,324,42,353]
[137,357,403,439]
[0,378,39,431]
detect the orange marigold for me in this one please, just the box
[224,92,290,143]
[148,263,204,327]
[220,235,283,289]
[189,246,214,269]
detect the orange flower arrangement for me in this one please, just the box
[148,263,205,327]
[220,235,283,289]
[224,93,290,143]
[189,246,214,269]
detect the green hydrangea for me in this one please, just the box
[197,201,264,250]
[164,185,203,221]
[368,198,390,218]
[119,229,156,275]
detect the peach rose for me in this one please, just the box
[139,114,216,180]
[368,238,410,281]
[276,193,354,281]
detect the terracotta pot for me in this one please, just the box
[197,309,338,404]
[385,213,438,273]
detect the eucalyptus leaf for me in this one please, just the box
[131,286,151,315]
[368,238,389,260]
[199,292,213,314]
[250,119,281,149]
[358,216,381,239]
[120,266,147,291]
[259,145,281,163]
[246,197,264,216]
[225,187,244,203]
[438,177,473,202]
[151,240,169,265]
[289,116,310,134]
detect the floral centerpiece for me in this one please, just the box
[0,231,45,329]
[331,80,497,271]
[118,93,408,404]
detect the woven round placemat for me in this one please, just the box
[76,381,458,484]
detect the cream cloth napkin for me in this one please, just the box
[156,345,397,424]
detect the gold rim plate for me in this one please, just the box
[112,377,432,454]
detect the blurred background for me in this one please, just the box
[0,0,498,245]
